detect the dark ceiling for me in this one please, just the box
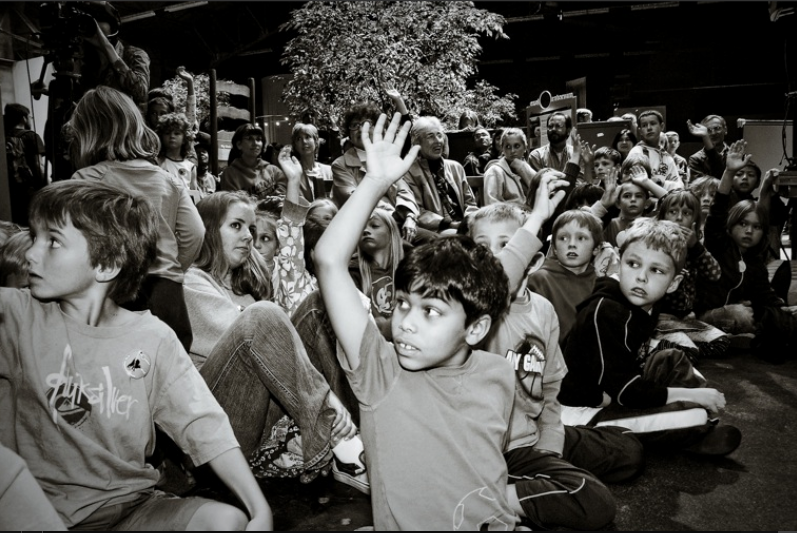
[6,1,797,132]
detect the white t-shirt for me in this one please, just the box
[0,289,237,528]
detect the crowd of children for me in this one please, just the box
[1,74,797,531]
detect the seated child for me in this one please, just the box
[689,175,720,237]
[0,229,31,288]
[471,203,642,531]
[0,180,272,530]
[157,112,198,191]
[591,146,622,189]
[563,183,604,211]
[558,217,743,456]
[654,190,729,360]
[696,141,797,363]
[528,209,604,346]
[601,155,667,247]
[315,113,521,530]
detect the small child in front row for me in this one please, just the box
[0,180,272,529]
[558,217,743,457]
[315,113,524,530]
[470,203,643,531]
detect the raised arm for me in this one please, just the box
[718,140,750,195]
[315,113,420,370]
[628,166,667,199]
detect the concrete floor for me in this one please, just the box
[189,260,797,531]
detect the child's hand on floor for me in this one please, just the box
[689,387,726,419]
[362,113,420,189]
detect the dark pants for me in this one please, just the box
[122,276,193,353]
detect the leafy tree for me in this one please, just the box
[161,72,211,124]
[280,1,517,130]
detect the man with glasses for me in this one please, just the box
[687,114,731,180]
[331,103,419,240]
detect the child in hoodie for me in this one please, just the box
[528,209,605,347]
[558,218,742,457]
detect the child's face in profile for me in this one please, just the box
[619,241,680,312]
[25,218,97,302]
[617,183,646,218]
[501,134,526,163]
[553,220,597,273]
[729,211,764,250]
[733,167,759,195]
[360,215,391,256]
[254,215,278,264]
[471,218,520,256]
[662,202,696,230]
[594,157,616,180]
[391,289,471,370]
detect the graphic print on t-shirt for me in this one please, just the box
[371,274,394,318]
[45,344,139,428]
[505,334,546,401]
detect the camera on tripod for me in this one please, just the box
[38,2,98,63]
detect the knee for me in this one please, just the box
[189,502,248,531]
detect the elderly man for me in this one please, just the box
[462,127,493,176]
[401,116,478,233]
[687,114,730,180]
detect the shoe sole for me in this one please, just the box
[333,466,371,495]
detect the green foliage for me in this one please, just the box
[161,72,211,124]
[280,1,517,130]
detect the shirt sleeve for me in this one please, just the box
[272,198,313,316]
[338,319,400,408]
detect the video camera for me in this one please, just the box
[37,2,120,68]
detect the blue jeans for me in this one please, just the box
[199,301,333,470]
[290,289,359,426]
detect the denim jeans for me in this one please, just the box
[290,289,360,426]
[199,301,334,470]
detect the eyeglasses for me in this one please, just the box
[707,127,725,134]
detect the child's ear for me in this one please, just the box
[95,263,121,284]
[665,273,684,294]
[465,315,492,346]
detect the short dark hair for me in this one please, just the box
[547,112,572,130]
[394,235,509,326]
[342,102,382,133]
[638,110,664,125]
[28,180,158,304]
[303,218,328,278]
[593,146,622,166]
[4,103,29,130]
[563,183,605,211]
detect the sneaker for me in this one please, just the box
[684,424,742,456]
[332,454,370,495]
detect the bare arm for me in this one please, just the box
[718,140,750,195]
[207,448,273,530]
[315,113,419,370]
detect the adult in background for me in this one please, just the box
[401,116,478,233]
[290,122,332,203]
[462,127,493,176]
[219,123,287,199]
[3,104,46,225]
[687,114,730,180]
[529,112,583,180]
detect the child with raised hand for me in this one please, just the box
[559,217,742,457]
[471,203,642,530]
[696,141,797,363]
[157,112,198,191]
[0,180,272,530]
[315,112,523,530]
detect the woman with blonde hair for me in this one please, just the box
[291,122,332,202]
[68,85,203,352]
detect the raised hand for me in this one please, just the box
[600,168,620,207]
[724,140,751,172]
[362,113,420,188]
[176,66,193,83]
[628,165,650,186]
[277,146,303,182]
[686,119,708,138]
[531,170,570,224]
[383,80,401,101]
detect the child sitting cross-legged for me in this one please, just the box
[470,202,643,530]
[558,217,742,457]
[315,112,523,529]
[0,180,272,530]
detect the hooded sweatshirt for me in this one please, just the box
[527,256,596,346]
[558,277,668,410]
